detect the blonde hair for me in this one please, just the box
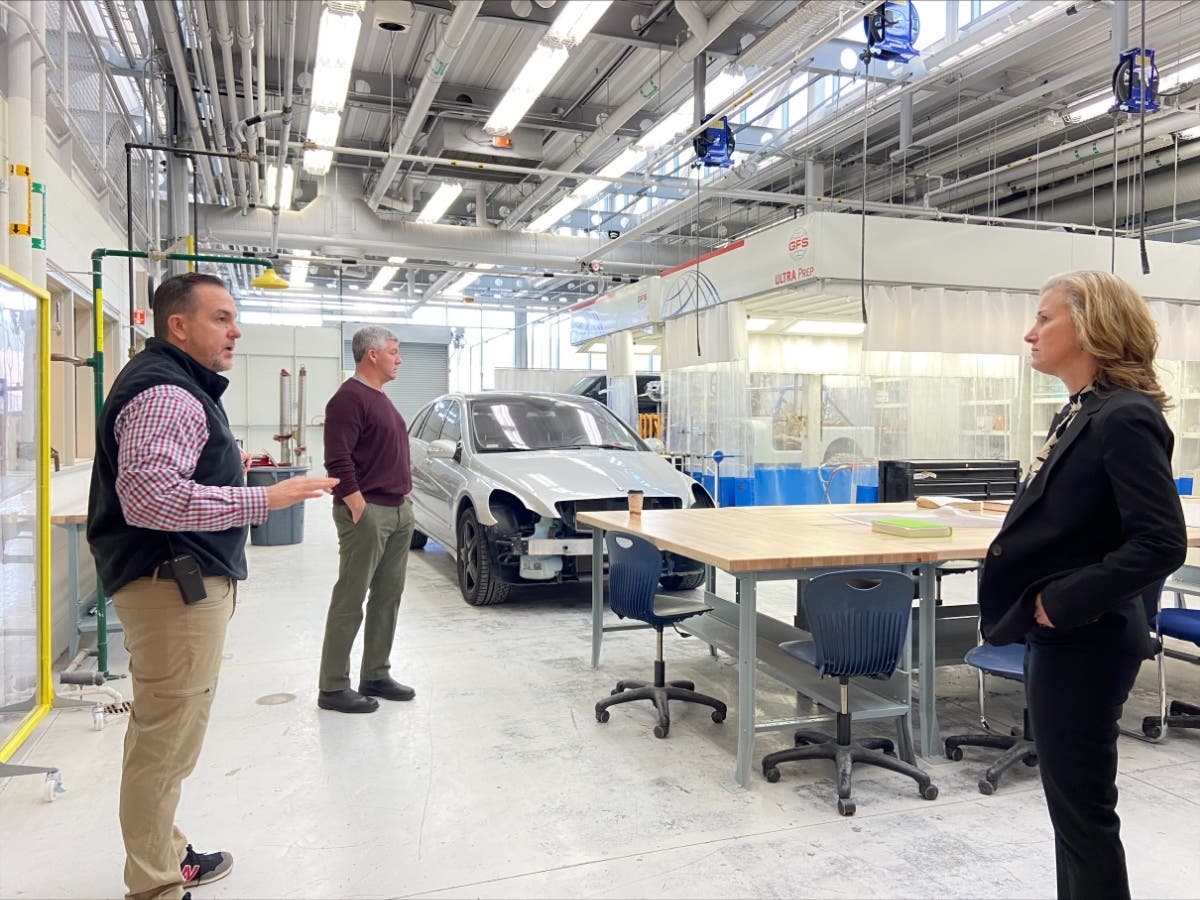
[1041,270,1170,410]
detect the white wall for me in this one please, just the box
[224,324,342,470]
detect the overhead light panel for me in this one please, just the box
[288,249,312,288]
[367,258,407,293]
[1064,92,1113,124]
[1178,126,1200,140]
[264,164,295,209]
[416,182,463,223]
[545,0,611,46]
[303,3,364,176]
[484,1,612,136]
[785,320,866,336]
[446,263,495,296]
[746,318,777,332]
[484,44,570,136]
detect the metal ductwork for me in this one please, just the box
[196,179,682,273]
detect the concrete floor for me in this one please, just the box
[2,494,1199,899]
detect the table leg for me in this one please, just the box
[733,573,758,790]
[591,529,604,669]
[918,564,939,760]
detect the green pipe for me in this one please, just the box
[87,248,275,675]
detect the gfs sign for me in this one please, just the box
[787,228,810,261]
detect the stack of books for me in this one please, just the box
[915,495,1011,514]
[871,517,954,538]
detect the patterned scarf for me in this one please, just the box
[1025,382,1095,485]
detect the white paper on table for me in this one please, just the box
[837,507,1005,528]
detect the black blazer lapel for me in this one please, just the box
[1004,392,1107,528]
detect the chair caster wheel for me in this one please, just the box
[921,783,938,801]
[711,709,726,723]
[596,709,610,724]
[653,723,669,739]
[1142,717,1162,739]
[1023,755,1039,767]
[946,745,963,762]
[978,778,996,796]
[763,766,781,783]
[837,798,856,816]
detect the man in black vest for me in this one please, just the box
[88,273,337,900]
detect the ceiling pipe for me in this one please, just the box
[998,140,1200,219]
[501,0,757,228]
[212,2,248,209]
[270,0,299,253]
[366,0,483,210]
[255,0,268,177]
[949,127,1194,215]
[192,0,237,206]
[154,0,218,202]
[236,0,260,205]
[1007,154,1200,227]
[675,0,708,43]
[197,178,682,273]
[926,112,1195,207]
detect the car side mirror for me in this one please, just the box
[644,437,665,454]
[427,439,457,459]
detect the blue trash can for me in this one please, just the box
[246,466,308,546]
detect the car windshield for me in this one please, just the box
[469,396,642,452]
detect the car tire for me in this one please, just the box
[659,572,705,591]
[456,507,510,606]
[410,529,429,550]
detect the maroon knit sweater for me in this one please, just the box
[323,378,411,506]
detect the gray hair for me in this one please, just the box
[351,325,398,363]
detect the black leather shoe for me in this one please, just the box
[317,689,379,713]
[358,677,415,701]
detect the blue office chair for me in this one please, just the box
[1141,601,1200,740]
[760,570,939,816]
[943,641,1038,795]
[594,532,727,739]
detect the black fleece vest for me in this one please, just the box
[87,338,248,594]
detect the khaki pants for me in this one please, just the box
[318,500,413,692]
[113,573,236,900]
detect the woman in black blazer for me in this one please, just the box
[978,271,1187,900]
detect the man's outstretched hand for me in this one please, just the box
[264,476,339,510]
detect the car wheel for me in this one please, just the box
[659,572,705,591]
[456,507,510,606]
[410,529,429,550]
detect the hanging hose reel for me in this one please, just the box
[693,115,735,168]
[864,0,921,63]
[1112,47,1159,114]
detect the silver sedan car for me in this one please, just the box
[407,392,713,605]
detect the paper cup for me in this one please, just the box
[628,490,644,515]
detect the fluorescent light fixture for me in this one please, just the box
[525,194,581,233]
[264,164,295,208]
[288,249,311,288]
[303,149,333,176]
[545,0,612,46]
[1064,92,1113,124]
[311,7,362,110]
[485,44,569,135]
[416,182,463,223]
[368,265,401,292]
[301,5,363,179]
[305,109,342,146]
[387,256,408,265]
[1178,126,1200,140]
[785,320,867,336]
[746,317,777,332]
[446,263,494,296]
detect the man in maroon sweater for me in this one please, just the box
[317,326,415,713]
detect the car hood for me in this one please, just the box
[472,449,691,516]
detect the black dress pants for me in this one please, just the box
[1025,619,1144,900]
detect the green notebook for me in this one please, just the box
[871,517,953,538]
